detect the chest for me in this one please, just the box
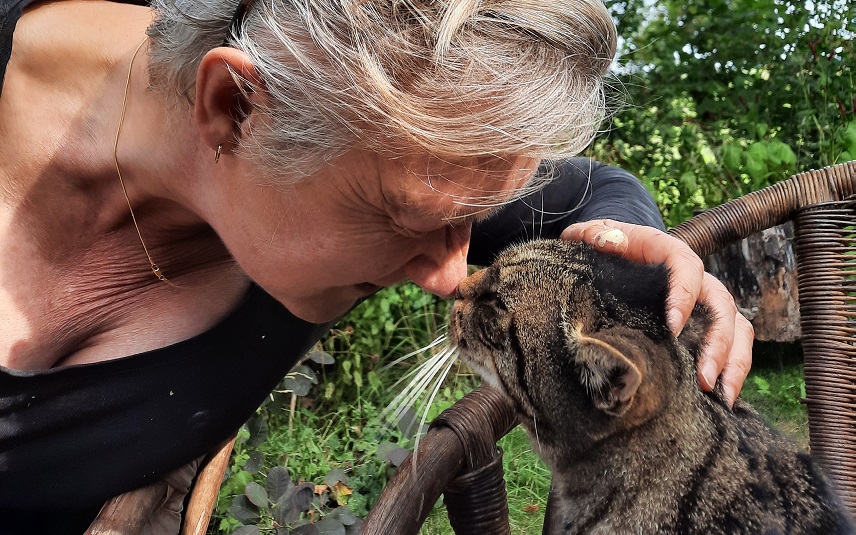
[0,206,249,369]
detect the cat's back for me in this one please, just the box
[656,395,854,535]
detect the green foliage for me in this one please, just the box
[740,362,809,448]
[595,0,854,226]
[315,284,450,413]
[211,283,454,534]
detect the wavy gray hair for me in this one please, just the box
[147,0,617,181]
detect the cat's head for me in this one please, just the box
[450,239,705,451]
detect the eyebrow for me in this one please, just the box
[441,204,505,226]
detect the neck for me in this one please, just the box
[3,0,228,282]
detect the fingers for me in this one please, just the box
[696,273,737,390]
[562,219,705,335]
[717,313,754,407]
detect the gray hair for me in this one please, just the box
[147,0,617,181]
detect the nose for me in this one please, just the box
[404,223,471,298]
[455,267,490,300]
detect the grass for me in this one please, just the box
[209,284,810,534]
[737,342,809,449]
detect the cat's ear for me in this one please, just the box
[572,331,642,417]
[677,303,714,362]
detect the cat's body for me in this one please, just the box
[450,239,853,534]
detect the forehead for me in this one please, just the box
[386,155,540,224]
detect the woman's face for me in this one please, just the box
[210,150,538,323]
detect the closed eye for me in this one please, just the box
[389,220,430,239]
[480,291,508,312]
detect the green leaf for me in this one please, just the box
[283,373,314,396]
[266,466,294,502]
[745,142,769,180]
[317,517,347,535]
[246,415,269,447]
[386,447,411,467]
[767,140,796,167]
[294,364,319,384]
[345,518,364,535]
[367,371,382,390]
[243,450,264,474]
[329,506,358,526]
[245,482,269,509]
[291,482,317,512]
[234,527,261,535]
[293,525,321,535]
[752,376,771,396]
[308,350,336,365]
[228,495,260,525]
[842,122,856,155]
[275,482,316,525]
[325,467,349,486]
[722,145,743,171]
[679,171,697,191]
[395,406,418,437]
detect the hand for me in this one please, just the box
[561,219,754,407]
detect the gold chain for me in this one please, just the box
[113,38,174,286]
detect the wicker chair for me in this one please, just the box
[87,160,856,535]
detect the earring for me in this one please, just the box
[214,145,222,163]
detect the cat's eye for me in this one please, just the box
[480,291,508,311]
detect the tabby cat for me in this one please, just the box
[450,239,853,534]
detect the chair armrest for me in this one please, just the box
[363,385,517,535]
[181,436,237,535]
[85,481,169,535]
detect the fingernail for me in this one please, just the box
[667,308,683,336]
[701,361,718,391]
[593,228,627,249]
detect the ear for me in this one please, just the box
[677,303,714,363]
[570,329,642,417]
[194,47,265,155]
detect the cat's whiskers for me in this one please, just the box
[532,414,543,455]
[383,334,450,370]
[410,348,459,470]
[381,346,452,423]
[379,336,458,428]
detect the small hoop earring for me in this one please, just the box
[214,145,222,163]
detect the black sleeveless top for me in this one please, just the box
[0,1,664,531]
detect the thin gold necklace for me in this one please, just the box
[113,38,174,286]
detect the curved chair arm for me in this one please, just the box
[181,436,237,535]
[363,385,518,535]
[85,437,237,535]
[85,482,169,535]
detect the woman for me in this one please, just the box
[0,0,753,532]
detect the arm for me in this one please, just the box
[469,158,663,265]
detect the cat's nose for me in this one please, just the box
[456,268,489,299]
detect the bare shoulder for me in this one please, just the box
[0,0,153,186]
